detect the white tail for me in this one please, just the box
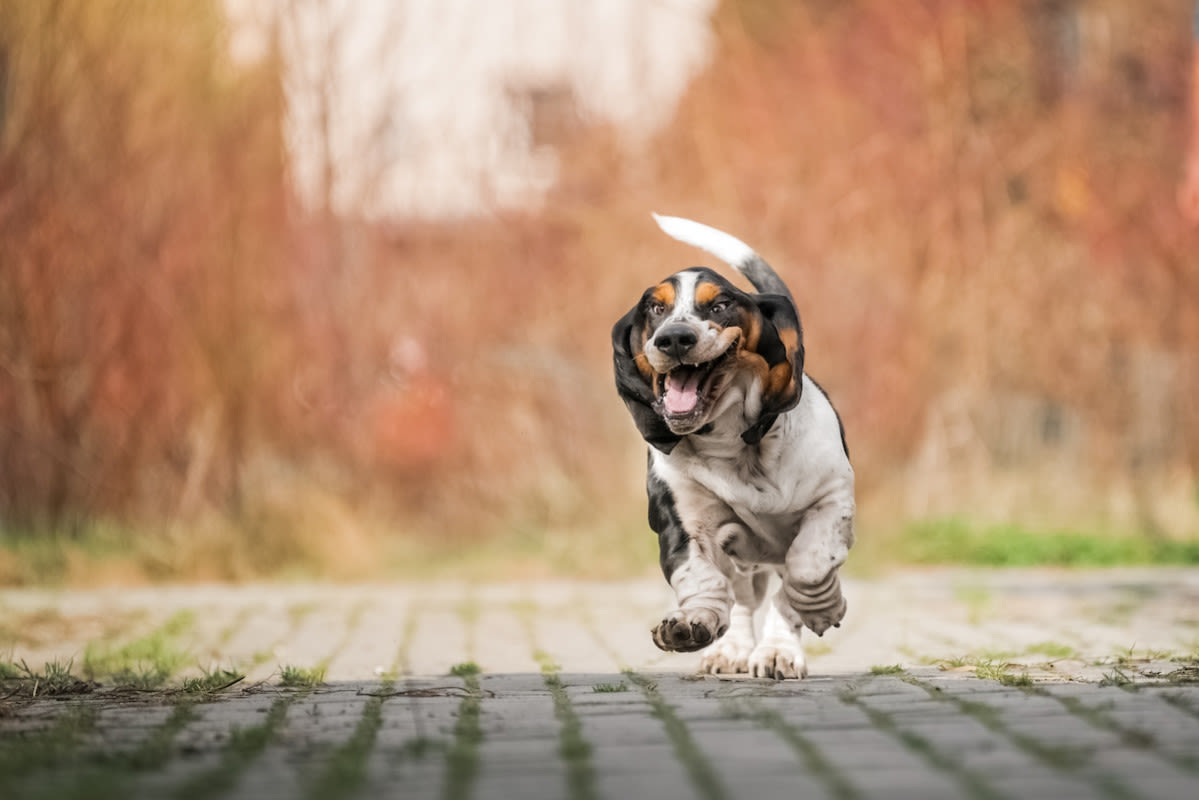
[652,213,793,301]
[652,213,756,271]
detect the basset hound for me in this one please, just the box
[612,214,855,679]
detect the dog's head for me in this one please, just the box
[612,267,804,453]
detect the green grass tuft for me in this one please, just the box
[870,664,906,675]
[82,610,194,688]
[896,517,1199,567]
[181,666,245,694]
[0,658,91,696]
[973,658,1034,687]
[449,661,481,677]
[279,664,326,688]
[592,681,629,693]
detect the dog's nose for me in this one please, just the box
[653,325,698,359]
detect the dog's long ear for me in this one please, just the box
[612,306,681,454]
[741,293,804,445]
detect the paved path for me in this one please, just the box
[2,569,1199,799]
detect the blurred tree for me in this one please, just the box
[0,0,286,532]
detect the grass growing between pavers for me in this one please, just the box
[1,702,201,800]
[443,662,484,800]
[533,651,599,800]
[82,610,196,689]
[840,684,1004,800]
[720,694,862,800]
[169,693,296,800]
[305,693,387,800]
[625,672,729,800]
[1038,687,1199,775]
[592,681,628,693]
[279,664,328,688]
[901,675,1139,800]
[303,605,415,800]
[0,703,98,791]
[0,657,94,697]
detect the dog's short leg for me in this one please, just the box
[700,570,769,673]
[778,498,854,636]
[748,599,807,679]
[652,547,733,653]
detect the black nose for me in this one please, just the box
[654,325,698,359]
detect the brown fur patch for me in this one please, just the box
[779,327,800,356]
[766,363,795,397]
[634,352,657,389]
[652,282,676,308]
[695,282,721,306]
[735,349,771,383]
[740,309,762,354]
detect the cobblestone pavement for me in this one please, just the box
[2,569,1199,799]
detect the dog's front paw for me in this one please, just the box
[699,631,754,674]
[651,609,729,653]
[799,594,847,638]
[781,573,848,637]
[748,639,808,680]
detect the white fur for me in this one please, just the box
[653,213,757,271]
[655,369,855,675]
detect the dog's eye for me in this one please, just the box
[648,302,666,316]
[710,301,730,314]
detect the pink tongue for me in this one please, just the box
[664,370,702,415]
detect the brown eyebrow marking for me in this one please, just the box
[695,282,721,306]
[651,282,676,307]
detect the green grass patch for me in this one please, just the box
[82,610,194,688]
[592,681,628,693]
[870,664,906,675]
[842,689,1003,800]
[0,657,92,697]
[722,696,862,800]
[444,665,484,800]
[1023,641,1079,660]
[279,664,327,688]
[307,696,385,800]
[449,661,481,678]
[626,672,729,800]
[896,517,1199,567]
[172,695,295,800]
[0,704,99,791]
[180,666,245,694]
[973,659,1034,687]
[540,665,597,800]
[902,677,1099,774]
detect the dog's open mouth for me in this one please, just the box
[655,346,735,424]
[662,365,708,416]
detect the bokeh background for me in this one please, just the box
[2,0,1198,585]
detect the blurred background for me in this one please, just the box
[1,0,1197,585]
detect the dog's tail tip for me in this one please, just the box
[651,212,757,272]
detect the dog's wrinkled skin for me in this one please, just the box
[612,215,854,680]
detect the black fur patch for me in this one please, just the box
[646,456,689,582]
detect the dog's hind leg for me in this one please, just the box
[749,591,808,679]
[699,569,769,674]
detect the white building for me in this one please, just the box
[226,0,716,219]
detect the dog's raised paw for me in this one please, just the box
[651,609,728,653]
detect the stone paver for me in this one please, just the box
[2,569,1199,799]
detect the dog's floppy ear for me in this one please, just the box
[741,293,804,445]
[612,306,681,454]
